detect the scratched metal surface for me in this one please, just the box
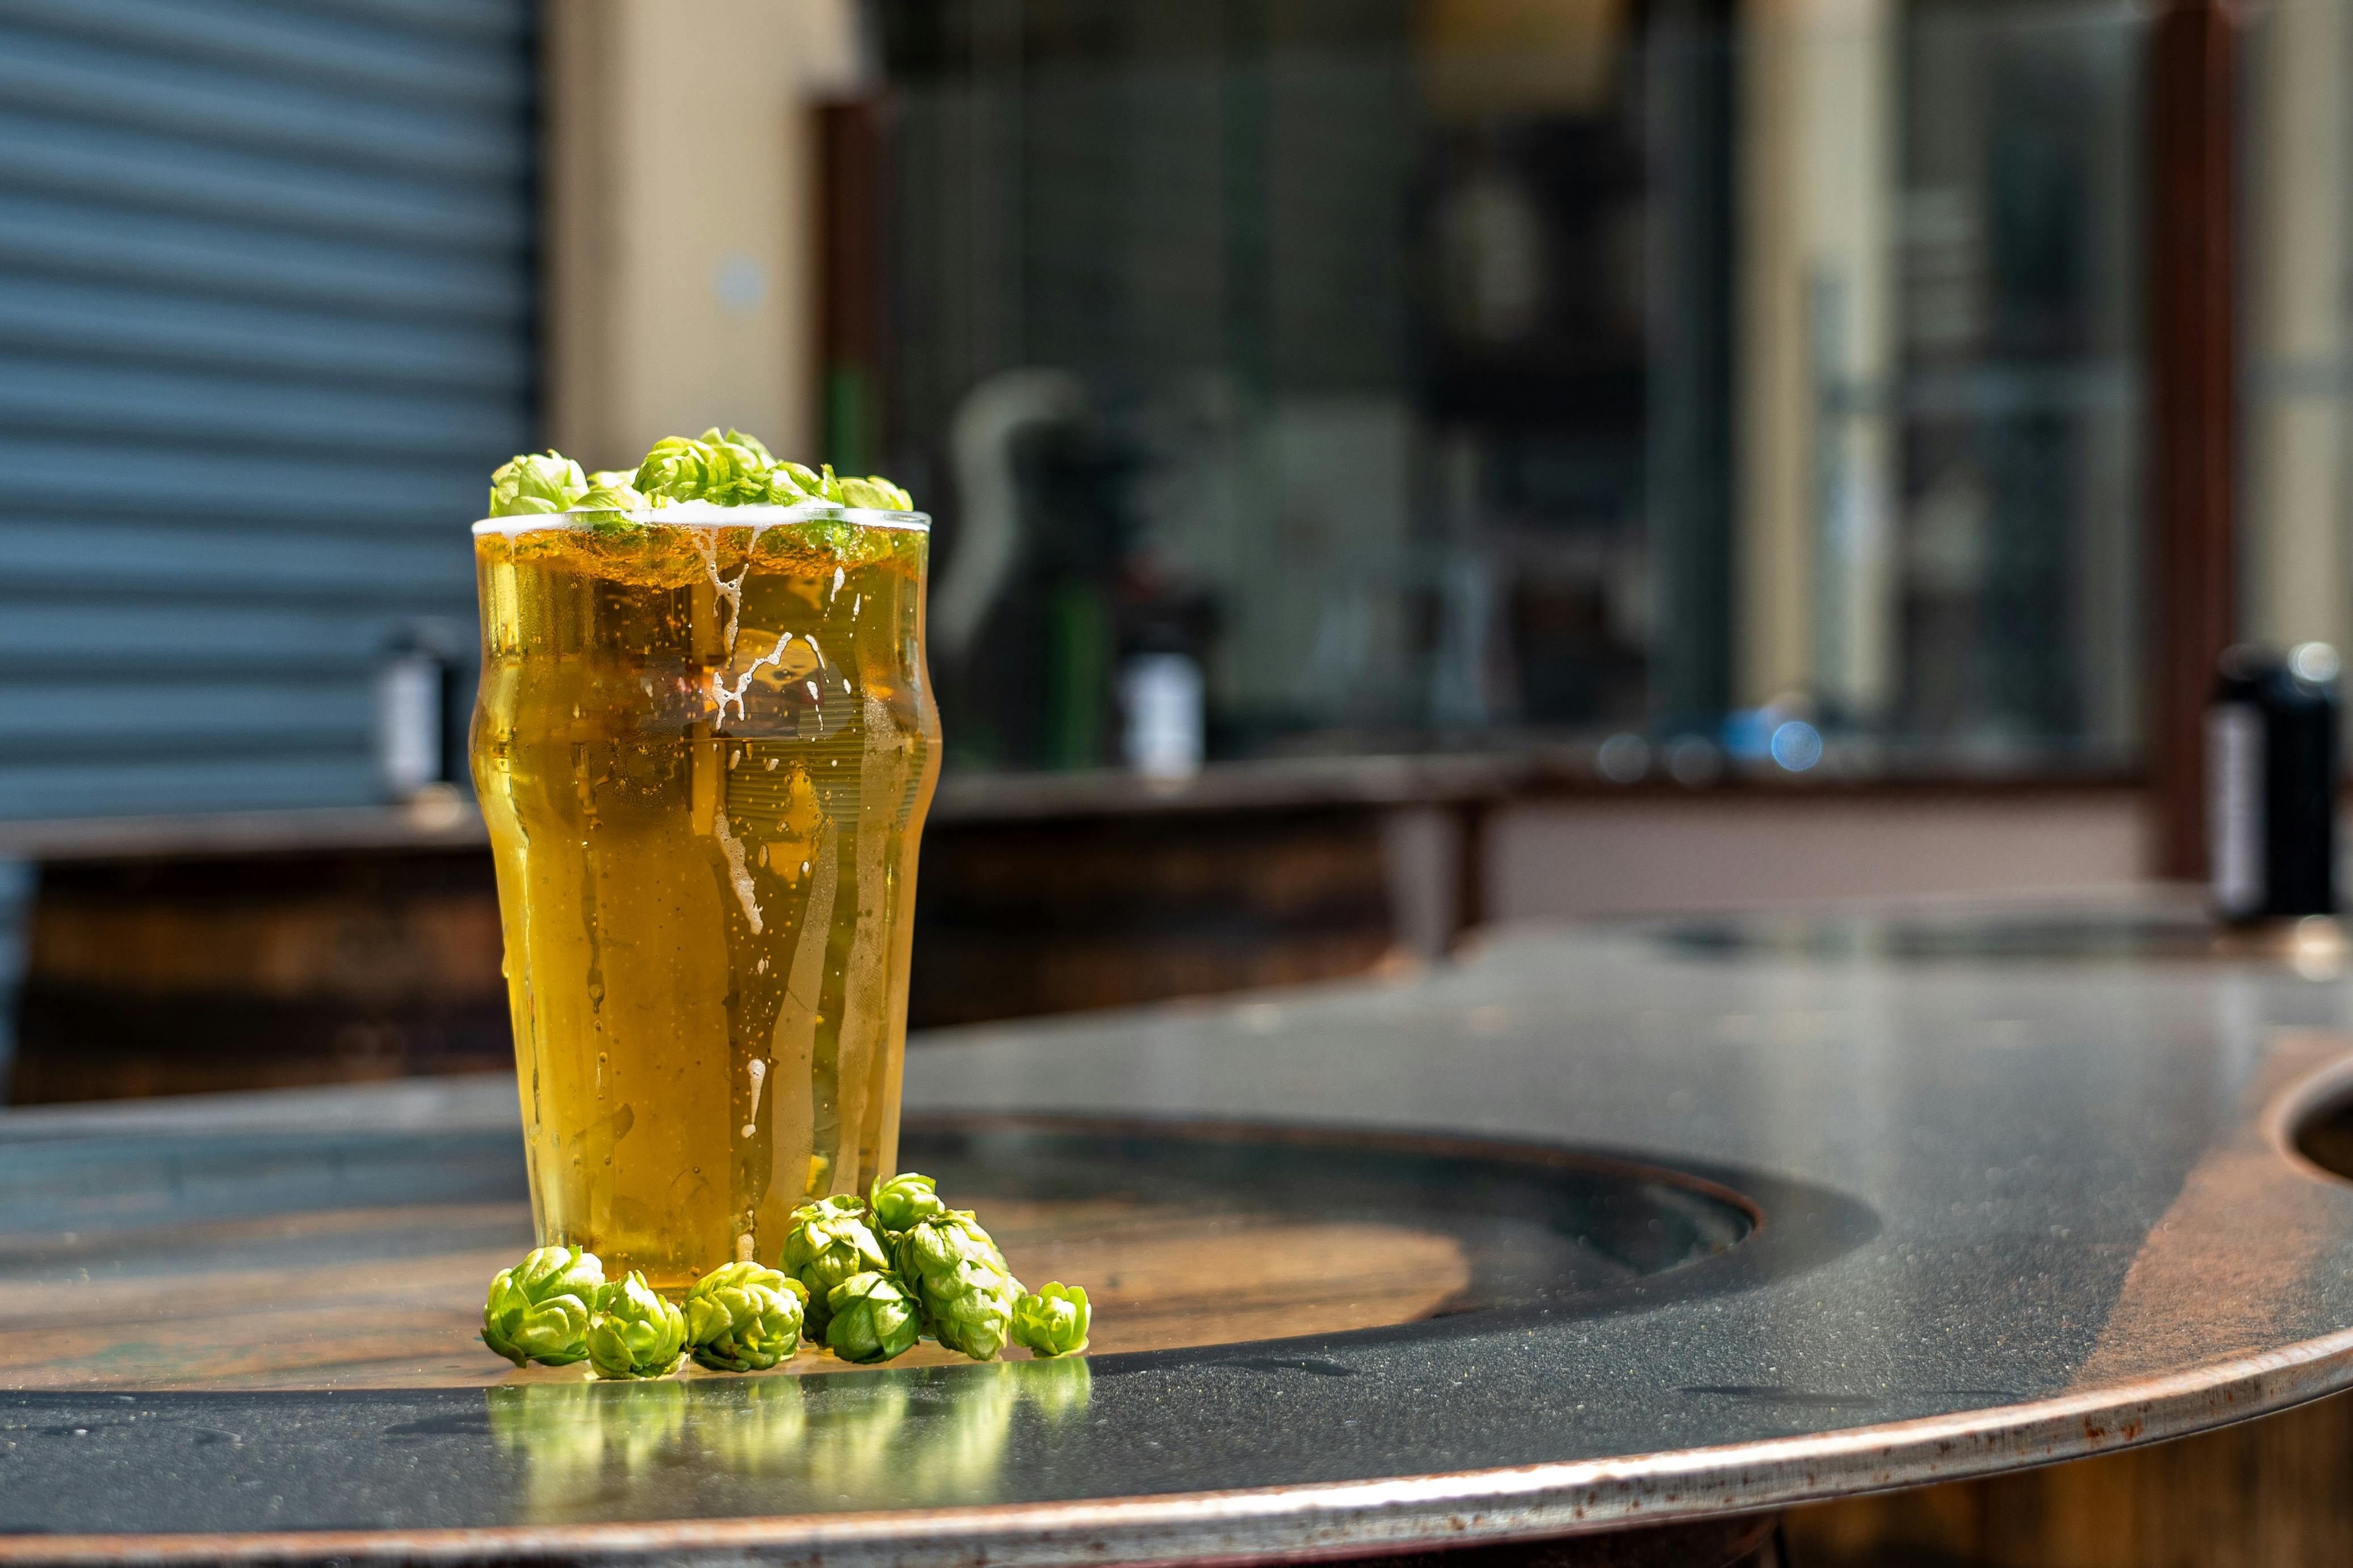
[6,897,2353,1564]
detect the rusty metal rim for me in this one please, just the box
[6,1324,2353,1567]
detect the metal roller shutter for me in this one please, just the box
[0,0,536,818]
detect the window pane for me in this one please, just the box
[871,0,2146,779]
[2242,0,2353,682]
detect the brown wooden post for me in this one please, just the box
[815,99,887,474]
[2148,0,2240,881]
[1450,798,1492,953]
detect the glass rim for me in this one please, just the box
[470,502,930,536]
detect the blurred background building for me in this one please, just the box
[0,0,2326,1098]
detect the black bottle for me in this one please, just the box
[2209,643,2341,922]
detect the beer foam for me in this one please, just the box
[742,1058,767,1140]
[711,805,764,934]
[469,502,930,535]
[712,629,795,722]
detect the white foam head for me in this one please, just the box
[469,500,911,536]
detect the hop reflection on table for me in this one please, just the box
[486,1358,1092,1520]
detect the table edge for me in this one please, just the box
[5,1325,2348,1567]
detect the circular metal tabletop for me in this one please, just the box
[6,896,2353,1565]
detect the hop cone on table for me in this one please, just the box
[586,1270,687,1380]
[1010,1283,1090,1358]
[869,1171,948,1233]
[781,1196,893,1340]
[481,1245,604,1367]
[894,1209,1022,1361]
[824,1270,923,1364]
[683,1262,807,1372]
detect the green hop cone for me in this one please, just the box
[586,1270,687,1380]
[634,429,779,505]
[683,1262,807,1372]
[715,426,775,463]
[496,435,908,517]
[838,474,913,511]
[869,1171,948,1234]
[894,1209,1021,1360]
[482,1244,605,1367]
[767,470,823,505]
[895,1207,1010,1277]
[1010,1283,1090,1358]
[824,1270,922,1364]
[632,435,712,501]
[781,1196,893,1340]
[489,451,588,516]
[575,480,651,511]
[575,478,655,536]
[926,1259,1022,1361]
[764,461,824,505]
[690,428,774,503]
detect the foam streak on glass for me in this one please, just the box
[471,506,939,1293]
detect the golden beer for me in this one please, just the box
[470,506,939,1293]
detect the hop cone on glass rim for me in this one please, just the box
[488,451,586,516]
[587,1271,688,1380]
[893,1210,1022,1360]
[825,1270,923,1364]
[1010,1283,1091,1358]
[482,1245,605,1367]
[782,1197,893,1340]
[684,1262,807,1373]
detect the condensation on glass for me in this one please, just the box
[470,507,940,1292]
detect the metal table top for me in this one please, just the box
[6,894,2353,1565]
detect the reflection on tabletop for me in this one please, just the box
[486,1359,1090,1520]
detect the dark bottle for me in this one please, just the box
[2209,642,2341,922]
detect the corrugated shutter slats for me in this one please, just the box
[0,0,536,818]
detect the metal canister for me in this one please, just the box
[375,623,464,801]
[2209,642,2341,922]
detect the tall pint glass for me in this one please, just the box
[470,503,939,1293]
